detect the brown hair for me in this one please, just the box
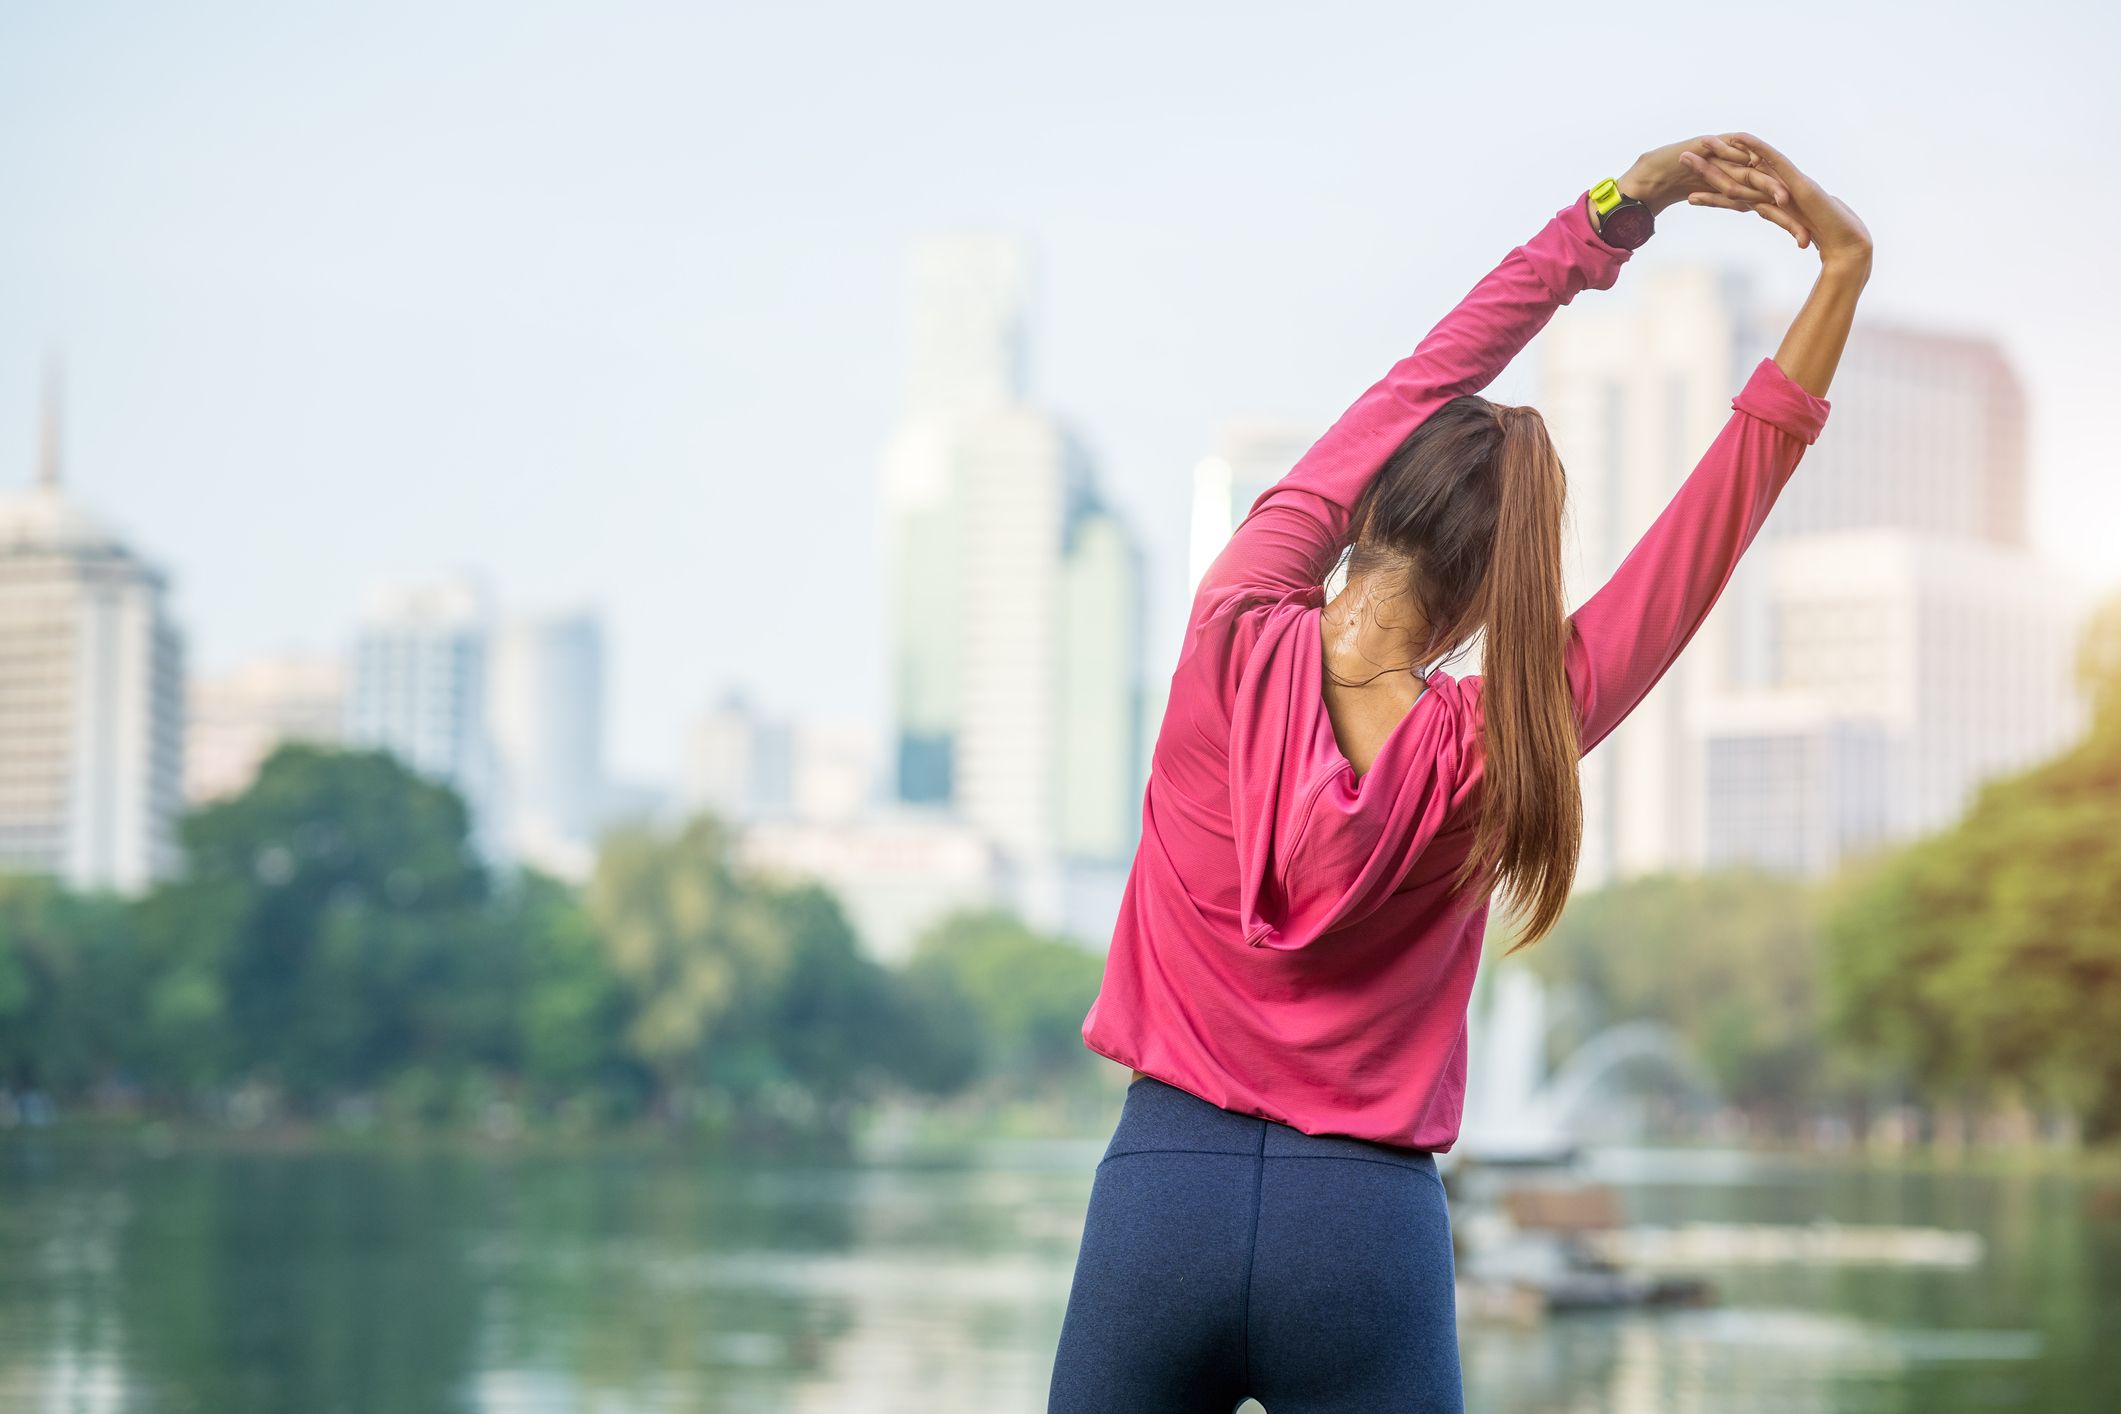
[1334,396,1581,947]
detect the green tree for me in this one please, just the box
[1826,592,2121,1137]
[898,907,1105,1094]
[584,815,903,1128]
[133,743,494,1110]
[0,875,137,1093]
[1521,870,1827,1121]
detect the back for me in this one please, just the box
[1078,191,1829,1150]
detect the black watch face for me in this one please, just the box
[1602,201,1654,249]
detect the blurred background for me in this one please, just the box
[3,2,2118,1410]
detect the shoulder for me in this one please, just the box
[1181,587,1317,686]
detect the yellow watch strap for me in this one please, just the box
[1589,177,1624,216]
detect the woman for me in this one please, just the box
[1046,132,1871,1412]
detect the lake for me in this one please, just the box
[2,1131,2116,1411]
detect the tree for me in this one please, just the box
[898,908,1106,1094]
[584,814,903,1127]
[1521,870,1828,1121]
[132,743,495,1110]
[0,876,137,1094]
[1826,592,2121,1137]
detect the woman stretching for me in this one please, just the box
[1047,132,1871,1413]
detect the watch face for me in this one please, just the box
[1602,202,1654,250]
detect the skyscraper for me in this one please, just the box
[880,237,1028,808]
[345,576,495,850]
[879,235,1147,897]
[1540,267,1762,885]
[487,610,606,878]
[1059,500,1145,862]
[1185,422,1320,595]
[1763,322,2027,548]
[0,370,185,892]
[1541,271,2086,880]
[682,688,796,826]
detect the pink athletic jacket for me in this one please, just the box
[1080,190,1832,1151]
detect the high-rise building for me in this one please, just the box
[0,371,185,892]
[879,235,1147,887]
[1762,322,2027,548]
[880,237,1028,808]
[1753,530,2084,840]
[682,689,796,826]
[186,655,345,803]
[682,694,882,831]
[736,808,1003,964]
[488,611,605,878]
[1695,694,1890,876]
[1185,422,1320,594]
[1059,500,1145,862]
[345,576,495,849]
[1541,271,2085,880]
[1540,267,1762,885]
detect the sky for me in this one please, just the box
[4,0,2116,781]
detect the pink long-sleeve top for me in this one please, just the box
[1079,190,1832,1151]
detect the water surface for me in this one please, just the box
[2,1134,2115,1411]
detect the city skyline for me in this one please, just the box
[4,2,2115,779]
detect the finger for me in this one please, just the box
[1749,199,1812,248]
[1700,135,1752,165]
[1685,191,1812,247]
[1727,131,1800,179]
[1682,150,1765,202]
[1702,153,1794,209]
[1721,161,1793,208]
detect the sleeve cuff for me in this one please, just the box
[1563,190,1634,269]
[1732,357,1832,445]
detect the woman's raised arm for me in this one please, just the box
[1566,138,1873,752]
[1192,136,1777,622]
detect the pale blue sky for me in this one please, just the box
[4,1,2115,778]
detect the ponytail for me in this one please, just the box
[1457,405,1581,948]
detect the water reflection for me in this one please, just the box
[1,1137,2114,1411]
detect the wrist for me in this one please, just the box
[1618,163,1676,215]
[1819,245,1874,285]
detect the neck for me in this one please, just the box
[1323,569,1432,684]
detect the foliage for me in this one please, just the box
[1825,694,2121,1136]
[897,907,1105,1093]
[0,744,1073,1138]
[1520,870,1829,1117]
[584,817,906,1123]
[1825,589,2121,1138]
[0,876,137,1093]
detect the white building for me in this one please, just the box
[683,693,882,830]
[1762,322,2026,548]
[487,611,605,878]
[1540,267,1763,885]
[1059,504,1145,862]
[1185,421,1320,594]
[879,235,1147,897]
[1541,270,2086,879]
[682,689,796,825]
[1756,530,2085,840]
[186,655,345,803]
[0,377,185,892]
[1695,694,1890,876]
[735,809,1004,963]
[345,576,496,850]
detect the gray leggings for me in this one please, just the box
[1047,1075,1464,1412]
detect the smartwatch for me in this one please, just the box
[1589,178,1654,250]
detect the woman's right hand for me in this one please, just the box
[1683,134,1873,276]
